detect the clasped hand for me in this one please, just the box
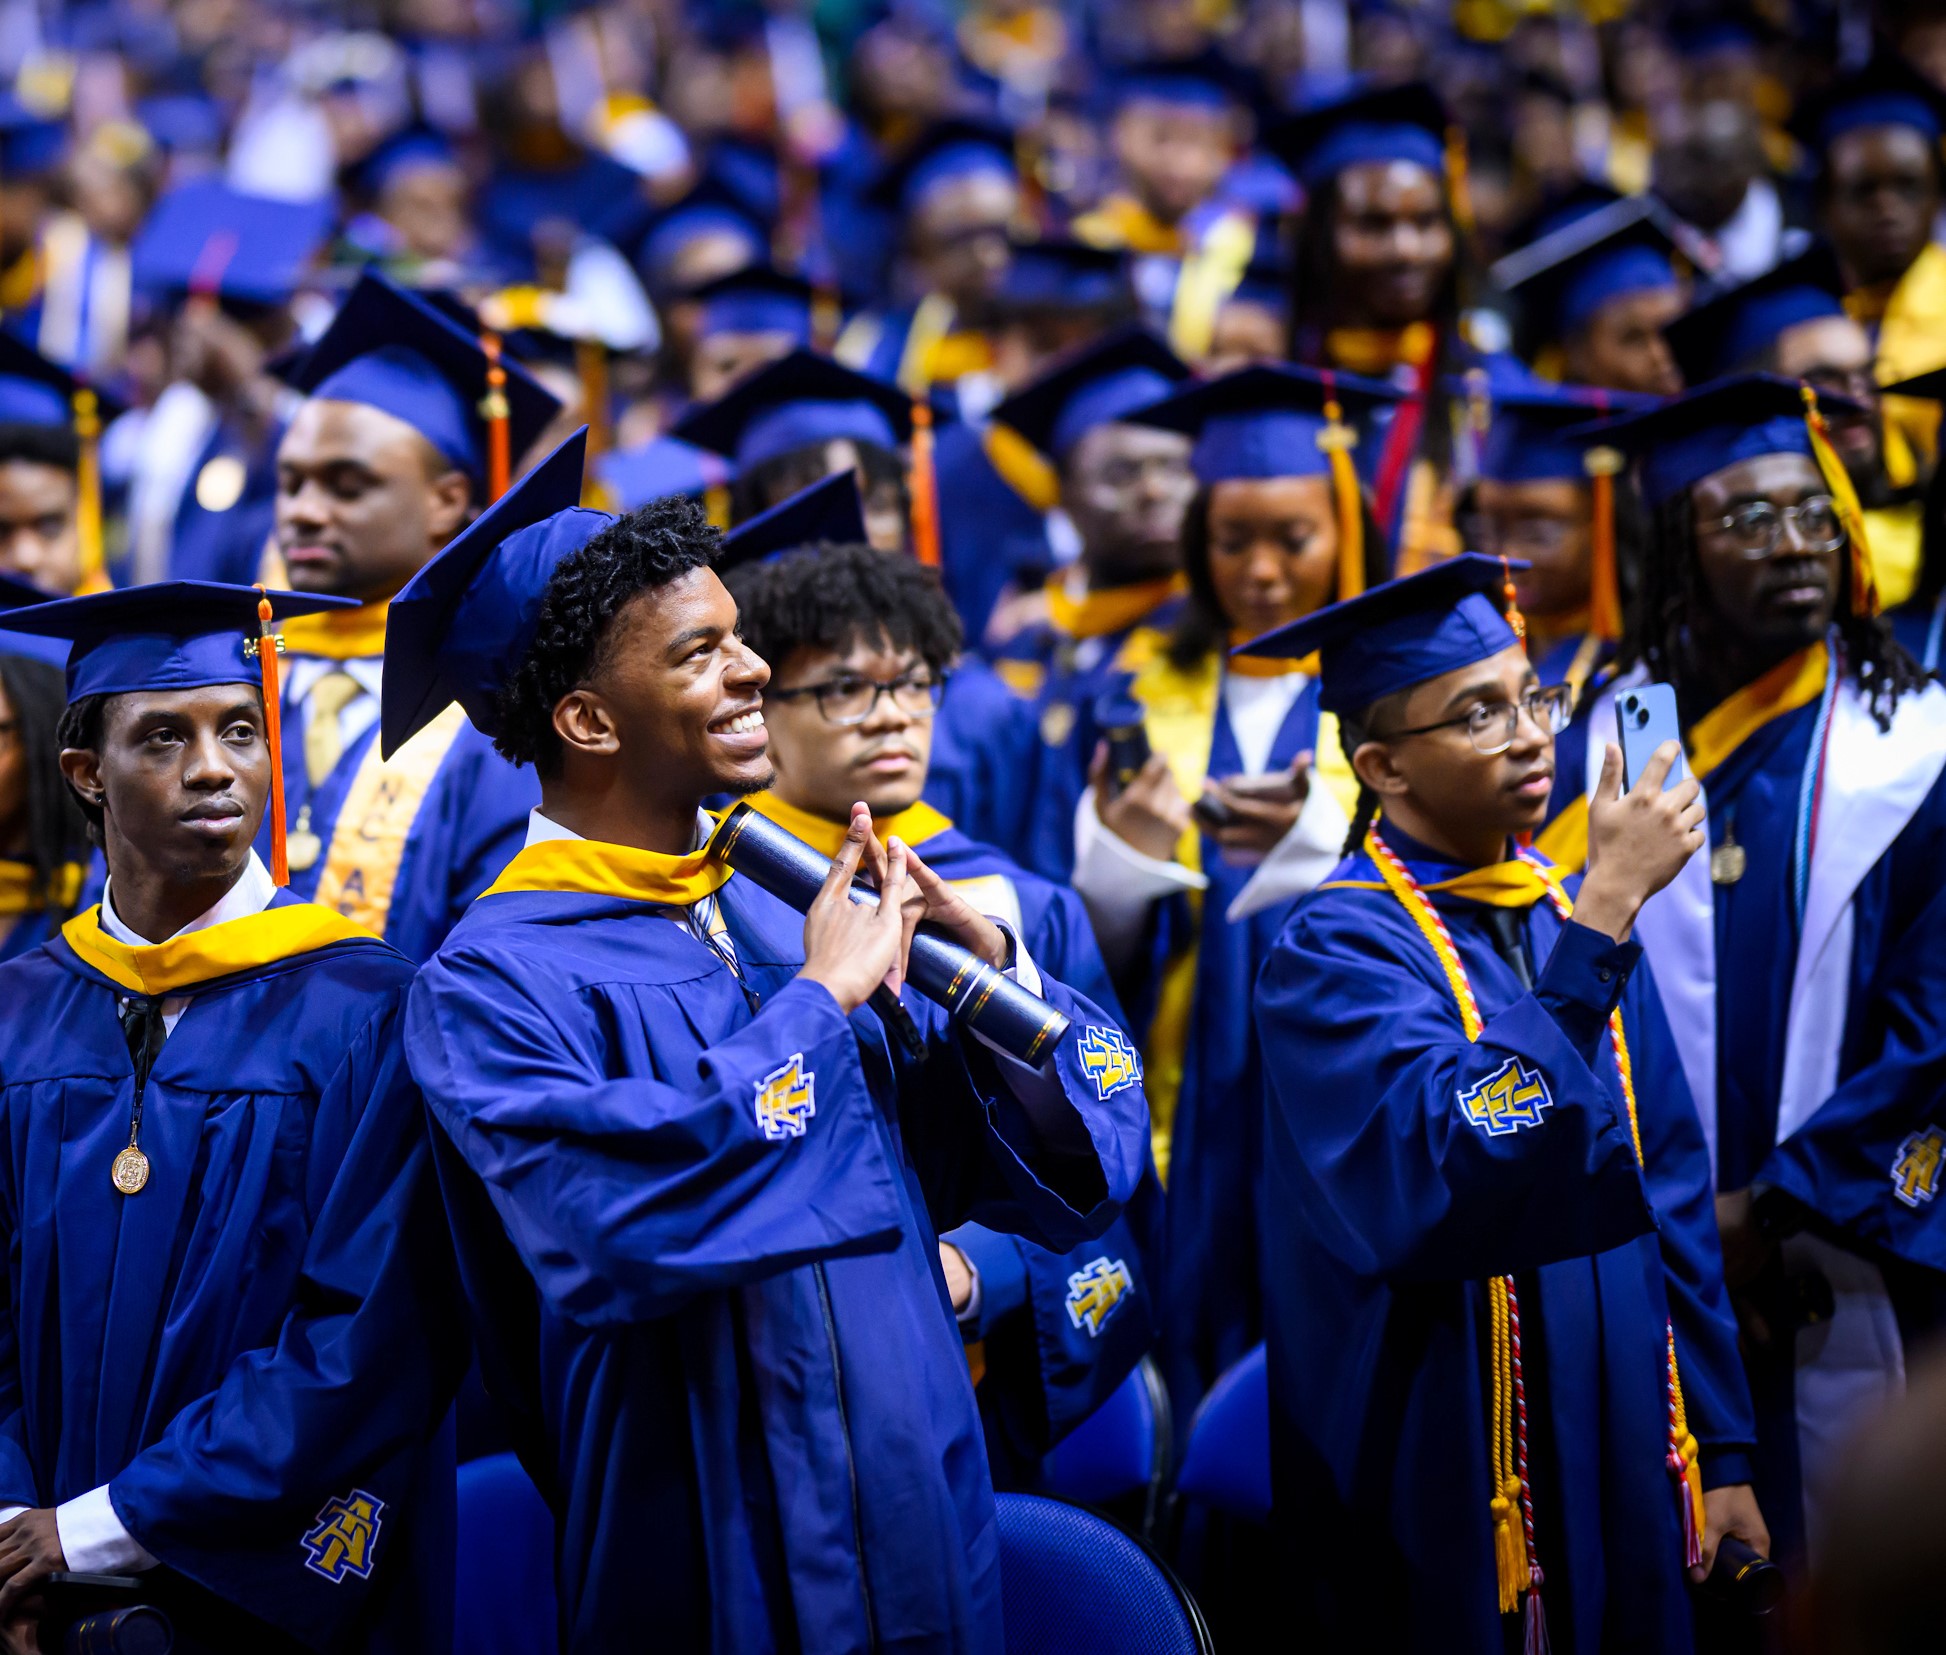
[799,804,1009,1013]
[0,1506,65,1651]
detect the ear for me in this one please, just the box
[426,468,474,546]
[551,688,621,759]
[1350,738,1410,800]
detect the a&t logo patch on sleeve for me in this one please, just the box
[755,1052,817,1141]
[1892,1128,1944,1209]
[302,1490,385,1583]
[1065,1256,1134,1337]
[1457,1055,1553,1137]
[1077,1026,1141,1101]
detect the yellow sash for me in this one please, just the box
[281,600,392,662]
[1318,857,1554,907]
[61,903,379,996]
[312,703,469,934]
[1533,798,1590,875]
[0,860,83,916]
[485,835,732,905]
[982,422,1060,513]
[1071,195,1183,256]
[742,792,952,859]
[1324,322,1436,377]
[1046,573,1185,641]
[1686,643,1827,782]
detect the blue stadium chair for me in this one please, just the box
[1174,1343,1271,1524]
[1041,1355,1171,1528]
[996,1492,1214,1655]
[455,1452,559,1655]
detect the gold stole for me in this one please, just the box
[61,903,379,996]
[1071,195,1184,256]
[0,860,83,915]
[312,703,469,935]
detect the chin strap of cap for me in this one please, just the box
[251,586,289,887]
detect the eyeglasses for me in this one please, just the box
[765,668,947,727]
[1462,513,1579,558]
[1381,684,1576,755]
[1699,494,1845,560]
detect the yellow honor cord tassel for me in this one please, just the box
[253,588,289,887]
[481,331,512,504]
[1799,382,1878,616]
[1318,382,1366,602]
[1489,1279,1527,1613]
[1584,445,1624,642]
[1444,124,1476,238]
[71,386,104,584]
[908,398,941,568]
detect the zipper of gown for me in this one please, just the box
[814,1261,878,1651]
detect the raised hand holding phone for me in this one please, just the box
[1575,740,1707,943]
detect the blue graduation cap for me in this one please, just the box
[693,265,815,344]
[1234,553,1526,715]
[0,332,124,431]
[283,271,562,487]
[382,429,610,756]
[671,349,916,471]
[988,328,1192,463]
[1267,81,1448,192]
[716,470,867,575]
[1662,243,1850,386]
[1792,49,1946,153]
[595,435,733,511]
[1492,194,1682,346]
[1110,53,1248,115]
[0,568,69,670]
[0,92,65,175]
[630,177,770,297]
[129,179,334,307]
[355,126,461,199]
[995,237,1133,314]
[1457,375,1651,485]
[869,117,1017,214]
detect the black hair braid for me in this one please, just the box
[0,654,88,911]
[1623,494,1928,732]
[1336,711,1379,858]
[495,495,721,775]
[727,540,963,673]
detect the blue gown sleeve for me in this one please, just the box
[405,950,913,1327]
[1620,954,1759,1488]
[107,994,467,1647]
[1256,904,1658,1282]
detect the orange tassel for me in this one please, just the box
[1584,445,1624,641]
[72,387,104,586]
[576,338,609,504]
[1318,371,1365,601]
[481,330,512,504]
[908,398,941,567]
[1445,124,1476,239]
[1500,555,1527,645]
[253,587,288,887]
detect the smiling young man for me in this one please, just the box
[1245,555,1760,1653]
[727,525,1159,1491]
[388,434,1149,1652]
[0,582,463,1655]
[266,270,560,961]
[1564,375,1946,1563]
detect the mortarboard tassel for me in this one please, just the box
[1317,372,1366,601]
[481,330,512,504]
[576,338,610,508]
[1799,383,1878,617]
[71,387,104,588]
[1584,444,1625,641]
[1500,555,1527,646]
[252,587,289,887]
[908,397,941,567]
[1444,124,1476,239]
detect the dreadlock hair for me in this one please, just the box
[1168,482,1388,672]
[1620,490,1929,732]
[53,690,107,840]
[3,655,88,912]
[1286,169,1476,480]
[727,540,963,677]
[495,494,721,776]
[733,442,908,528]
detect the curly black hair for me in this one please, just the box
[1621,492,1929,731]
[0,422,78,472]
[494,494,721,776]
[4,655,89,907]
[728,541,962,676]
[1167,482,1388,671]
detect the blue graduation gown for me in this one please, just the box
[406,866,1149,1654]
[0,901,463,1652]
[264,699,538,965]
[161,420,279,586]
[1256,833,1753,1654]
[924,658,1037,862]
[917,825,1161,1489]
[933,420,1056,647]
[1887,590,1946,675]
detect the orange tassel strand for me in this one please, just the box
[1583,445,1625,642]
[908,398,941,567]
[252,587,289,887]
[481,331,512,504]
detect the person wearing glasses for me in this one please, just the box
[1246,554,1759,1652]
[1567,376,1946,1564]
[725,526,1160,1493]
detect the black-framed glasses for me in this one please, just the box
[765,668,948,727]
[1699,494,1845,560]
[1382,684,1575,755]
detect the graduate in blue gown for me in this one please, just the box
[1557,376,1946,1561]
[386,432,1150,1653]
[1070,364,1395,1413]
[0,582,463,1654]
[260,271,560,963]
[724,518,1159,1490]
[0,647,91,961]
[985,329,1196,878]
[1245,555,1762,1652]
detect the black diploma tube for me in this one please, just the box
[712,803,1072,1067]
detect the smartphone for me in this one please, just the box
[1614,683,1687,791]
[1096,693,1151,797]
[1190,791,1235,831]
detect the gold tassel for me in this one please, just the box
[71,386,103,585]
[1317,376,1365,601]
[576,338,609,507]
[1445,124,1476,239]
[1489,1277,1527,1612]
[1800,383,1877,616]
